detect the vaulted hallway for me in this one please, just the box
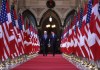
[0,0,100,70]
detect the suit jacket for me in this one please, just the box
[41,35,49,46]
[50,34,57,46]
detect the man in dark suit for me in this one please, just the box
[41,31,49,56]
[50,31,57,56]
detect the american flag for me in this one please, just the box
[18,14,26,55]
[66,25,69,37]
[86,0,92,24]
[18,14,23,30]
[79,8,83,29]
[11,5,16,26]
[20,15,25,31]
[74,15,78,32]
[18,14,24,38]
[98,1,100,14]
[0,0,8,23]
[0,0,18,59]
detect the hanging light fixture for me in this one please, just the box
[49,9,52,22]
[46,24,50,28]
[49,0,52,22]
[49,16,52,22]
[51,24,56,28]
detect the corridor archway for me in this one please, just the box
[39,9,62,54]
[22,9,37,28]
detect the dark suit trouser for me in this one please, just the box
[51,45,56,56]
[43,44,48,56]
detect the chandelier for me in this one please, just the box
[49,16,52,22]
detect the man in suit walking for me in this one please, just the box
[50,31,57,56]
[41,31,49,56]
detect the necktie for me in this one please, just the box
[52,34,54,38]
[44,35,47,39]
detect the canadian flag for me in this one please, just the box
[60,38,67,53]
[24,19,31,54]
[18,14,26,54]
[88,0,100,61]
[67,27,74,54]
[0,0,18,59]
[79,3,91,59]
[34,30,40,52]
[0,25,9,61]
[17,14,26,55]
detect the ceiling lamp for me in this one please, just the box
[49,16,52,22]
[46,24,50,28]
[51,24,56,28]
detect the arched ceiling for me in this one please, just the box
[40,9,61,27]
[9,0,88,27]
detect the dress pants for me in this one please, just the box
[43,45,48,56]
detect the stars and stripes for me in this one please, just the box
[0,0,8,23]
[79,8,83,29]
[18,14,23,30]
[74,15,78,32]
[98,1,100,14]
[0,0,40,61]
[86,0,92,24]
[60,0,100,61]
[11,5,16,26]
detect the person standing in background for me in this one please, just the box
[41,31,49,56]
[50,31,57,56]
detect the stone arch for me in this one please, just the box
[19,8,37,20]
[63,9,76,26]
[39,9,61,27]
[38,9,62,41]
[63,8,75,19]
[39,8,61,25]
[22,9,37,27]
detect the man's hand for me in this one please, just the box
[48,44,50,47]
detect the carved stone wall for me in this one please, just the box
[17,0,79,27]
[8,0,88,27]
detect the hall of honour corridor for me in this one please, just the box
[0,0,100,70]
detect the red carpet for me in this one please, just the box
[12,54,79,70]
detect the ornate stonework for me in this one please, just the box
[32,8,45,17]
[8,0,87,27]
